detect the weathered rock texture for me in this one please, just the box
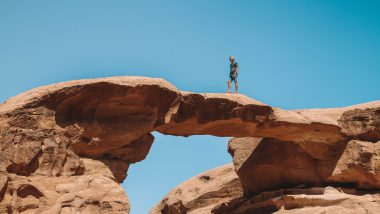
[212,186,380,214]
[228,137,380,196]
[0,76,379,213]
[326,140,380,189]
[150,164,243,214]
[0,77,178,213]
[0,159,130,213]
[154,137,380,214]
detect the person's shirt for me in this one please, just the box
[230,61,238,74]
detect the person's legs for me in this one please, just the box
[234,81,238,94]
[227,80,231,93]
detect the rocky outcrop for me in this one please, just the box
[154,138,379,214]
[0,77,179,183]
[223,101,380,198]
[326,140,380,189]
[0,77,177,213]
[152,84,380,213]
[228,137,346,195]
[212,186,380,214]
[0,159,130,213]
[219,131,380,212]
[228,137,380,196]
[157,92,348,143]
[0,76,379,213]
[150,164,243,214]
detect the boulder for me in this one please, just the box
[150,164,243,214]
[228,137,347,195]
[228,138,380,196]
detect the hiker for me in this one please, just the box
[227,56,238,93]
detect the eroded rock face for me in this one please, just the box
[157,93,348,143]
[326,140,380,189]
[150,164,243,214]
[0,76,379,213]
[153,165,380,214]
[0,77,178,213]
[212,186,380,214]
[0,159,130,214]
[155,100,379,214]
[228,138,380,196]
[0,77,179,184]
[228,137,347,195]
[338,107,380,142]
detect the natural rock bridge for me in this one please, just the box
[0,76,379,213]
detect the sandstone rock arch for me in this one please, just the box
[0,76,379,213]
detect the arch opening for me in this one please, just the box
[122,132,231,214]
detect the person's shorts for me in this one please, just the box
[229,73,238,82]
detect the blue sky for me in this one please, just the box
[1,1,379,213]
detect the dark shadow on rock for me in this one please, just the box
[236,138,348,196]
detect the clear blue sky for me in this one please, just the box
[1,1,379,213]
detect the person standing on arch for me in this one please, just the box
[227,56,239,93]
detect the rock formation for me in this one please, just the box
[150,164,243,214]
[0,159,130,213]
[0,76,379,213]
[0,77,177,213]
[229,137,347,195]
[212,186,380,214]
